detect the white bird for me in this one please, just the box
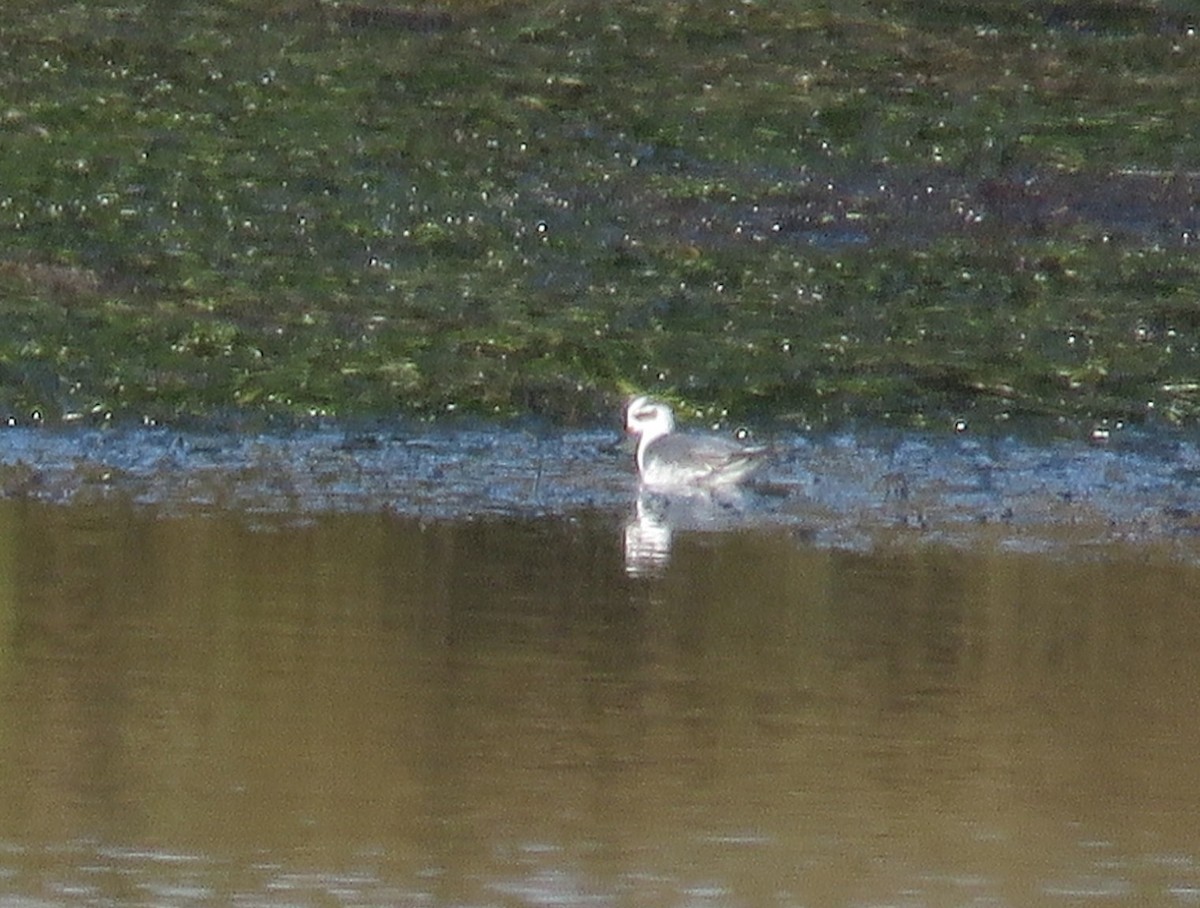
[624,395,769,490]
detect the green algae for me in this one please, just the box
[0,0,1198,429]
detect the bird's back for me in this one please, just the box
[641,431,768,488]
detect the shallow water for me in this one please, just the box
[4,421,1200,562]
[1,425,1200,906]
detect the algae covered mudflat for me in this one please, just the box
[1,0,1197,429]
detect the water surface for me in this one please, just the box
[1,425,1199,906]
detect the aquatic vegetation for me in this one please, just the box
[0,0,1197,430]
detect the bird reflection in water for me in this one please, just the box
[622,486,756,578]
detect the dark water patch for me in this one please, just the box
[616,167,1200,255]
[331,4,457,34]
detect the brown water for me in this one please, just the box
[1,489,1199,907]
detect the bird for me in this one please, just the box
[624,395,769,490]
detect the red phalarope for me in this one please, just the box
[624,395,768,490]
